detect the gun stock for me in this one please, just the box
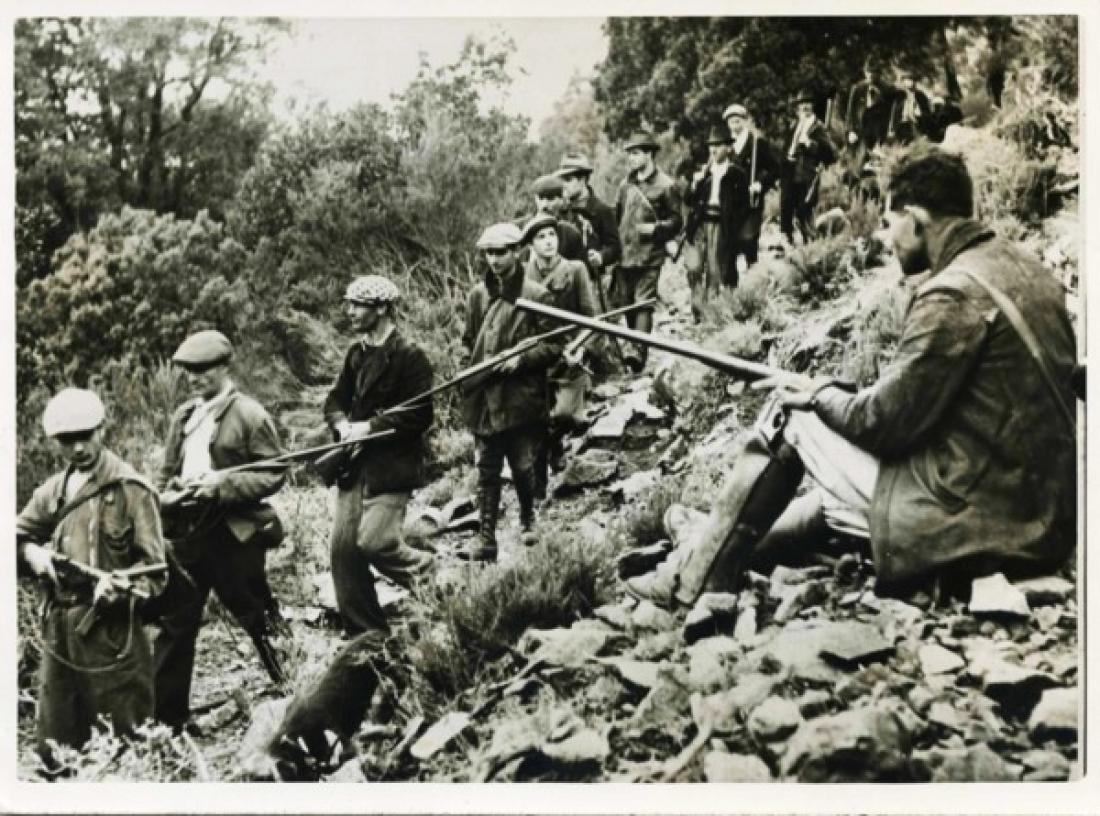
[512,298,782,382]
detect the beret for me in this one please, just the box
[42,388,105,437]
[557,152,593,176]
[521,213,557,244]
[344,275,401,305]
[172,330,233,368]
[476,222,523,250]
[722,103,749,120]
[531,174,564,196]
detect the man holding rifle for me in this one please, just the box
[621,146,1076,608]
[780,91,836,246]
[462,222,563,561]
[152,330,289,731]
[17,388,167,772]
[724,103,780,270]
[323,275,434,635]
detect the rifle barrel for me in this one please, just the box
[513,298,783,382]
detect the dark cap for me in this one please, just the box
[623,131,659,152]
[172,330,233,369]
[532,174,564,196]
[792,90,816,106]
[557,152,594,176]
[706,126,732,146]
[521,213,557,244]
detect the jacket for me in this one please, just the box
[513,215,586,264]
[684,160,750,280]
[462,265,562,436]
[323,329,434,494]
[158,386,286,545]
[616,167,683,269]
[814,220,1077,592]
[782,119,836,185]
[845,79,896,148]
[889,88,931,142]
[18,449,167,601]
[524,253,599,318]
[562,187,623,270]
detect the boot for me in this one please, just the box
[513,468,539,547]
[464,482,500,561]
[250,630,288,688]
[623,554,679,607]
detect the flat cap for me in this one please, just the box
[42,388,105,437]
[557,152,594,176]
[172,329,233,368]
[722,103,749,120]
[706,126,732,145]
[476,222,523,250]
[531,174,564,196]
[792,90,816,106]
[623,131,659,152]
[521,213,557,244]
[344,275,401,305]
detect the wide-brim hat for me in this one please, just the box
[521,213,557,244]
[706,126,733,146]
[791,90,816,106]
[623,131,659,152]
[556,152,594,176]
[722,103,749,120]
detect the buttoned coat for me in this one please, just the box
[815,220,1077,592]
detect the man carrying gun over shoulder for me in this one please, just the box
[152,330,288,732]
[322,275,434,636]
[17,388,166,774]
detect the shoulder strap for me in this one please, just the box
[961,267,1076,434]
[55,476,157,527]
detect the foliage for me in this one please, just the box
[14,17,282,285]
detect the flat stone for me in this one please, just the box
[541,727,610,768]
[773,581,827,623]
[521,620,611,667]
[632,600,677,632]
[593,602,633,630]
[620,389,667,421]
[1028,687,1078,742]
[596,657,661,691]
[733,605,758,643]
[970,654,1058,717]
[1012,575,1074,606]
[630,666,693,732]
[703,751,772,782]
[692,672,779,734]
[632,630,678,661]
[913,743,1018,782]
[555,450,619,495]
[780,703,910,781]
[817,621,894,666]
[683,592,739,644]
[919,643,966,675]
[969,573,1031,618]
[751,621,857,684]
[906,686,934,716]
[927,701,966,732]
[1020,749,1071,781]
[747,696,803,741]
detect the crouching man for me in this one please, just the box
[17,388,166,773]
[626,146,1077,608]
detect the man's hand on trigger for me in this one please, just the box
[752,371,821,410]
[24,543,59,587]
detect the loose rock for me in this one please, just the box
[969,573,1031,618]
[919,643,965,676]
[747,696,802,741]
[703,751,772,782]
[1028,686,1078,742]
[683,592,739,644]
[1013,575,1074,606]
[780,703,911,781]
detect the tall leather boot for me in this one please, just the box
[513,468,539,547]
[466,481,500,561]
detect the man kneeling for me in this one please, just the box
[626,146,1077,608]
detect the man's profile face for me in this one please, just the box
[536,192,564,216]
[54,427,103,471]
[880,204,930,276]
[345,300,385,335]
[484,245,518,276]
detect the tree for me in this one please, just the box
[14,17,284,285]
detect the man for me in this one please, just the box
[889,68,931,145]
[323,275,434,635]
[614,131,682,372]
[518,174,585,264]
[18,388,166,771]
[780,93,836,246]
[557,151,622,280]
[523,213,598,498]
[724,103,780,269]
[924,93,964,144]
[153,330,288,731]
[845,56,895,152]
[683,127,748,320]
[624,146,1077,610]
[462,222,562,560]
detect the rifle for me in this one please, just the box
[312,300,655,485]
[748,133,760,208]
[578,214,626,363]
[510,298,783,382]
[47,552,167,603]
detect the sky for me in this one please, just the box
[257,18,609,132]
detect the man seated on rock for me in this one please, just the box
[625,145,1077,610]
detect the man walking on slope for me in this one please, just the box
[614,131,682,373]
[625,146,1077,609]
[323,275,434,635]
[18,388,167,773]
